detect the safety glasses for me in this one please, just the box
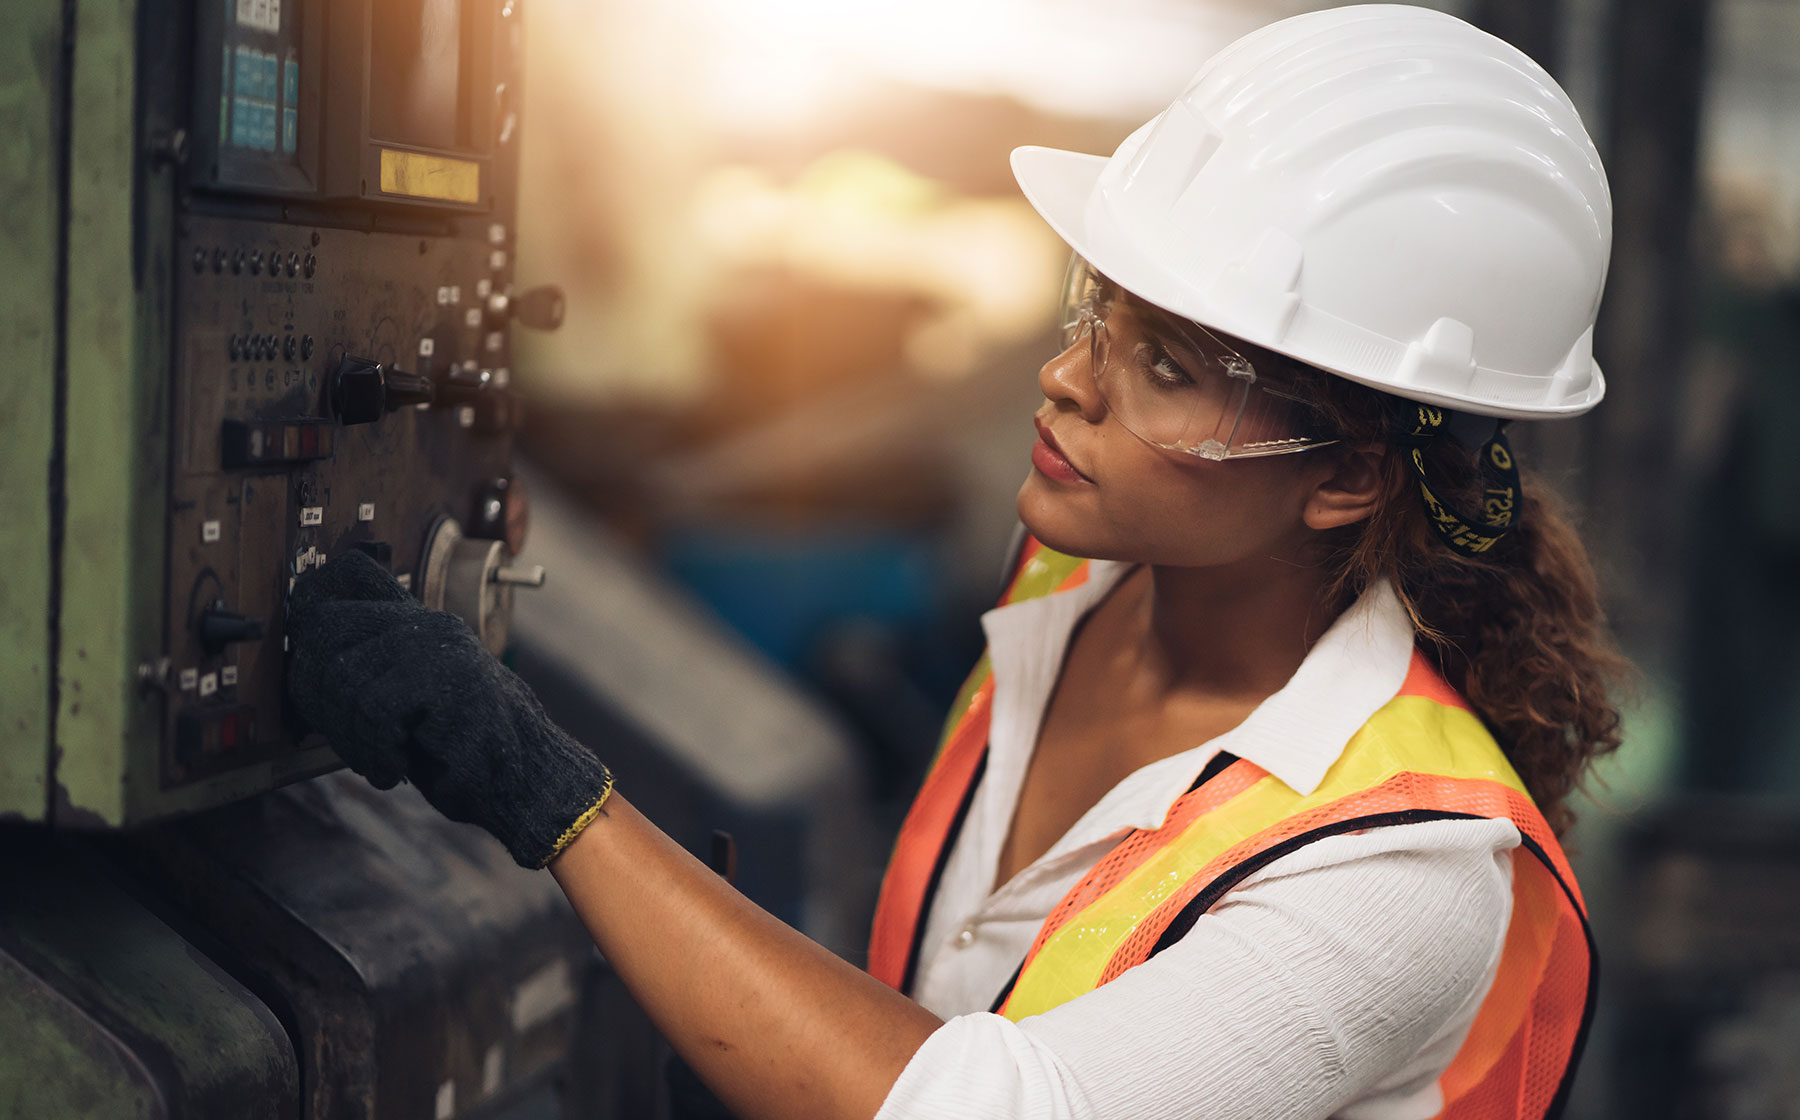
[1057,257,1338,461]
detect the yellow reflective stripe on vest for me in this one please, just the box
[1005,544,1088,604]
[1002,694,1527,1021]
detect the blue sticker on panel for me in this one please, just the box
[283,59,299,106]
[281,108,297,153]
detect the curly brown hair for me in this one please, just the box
[1282,363,1630,836]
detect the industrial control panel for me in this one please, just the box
[164,216,546,789]
[3,0,562,826]
[156,0,561,809]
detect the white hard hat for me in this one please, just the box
[1012,4,1612,420]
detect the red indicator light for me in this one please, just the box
[300,425,318,456]
[219,713,238,750]
[283,426,300,458]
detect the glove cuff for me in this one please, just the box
[536,773,616,868]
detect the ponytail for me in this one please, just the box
[1299,369,1630,835]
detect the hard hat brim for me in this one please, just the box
[1010,145,1109,264]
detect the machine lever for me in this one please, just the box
[383,367,436,408]
[492,565,546,588]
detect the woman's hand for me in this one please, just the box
[285,549,614,868]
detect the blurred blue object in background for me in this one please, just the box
[658,525,941,672]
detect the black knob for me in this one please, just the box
[200,601,264,655]
[283,334,297,361]
[332,355,389,425]
[332,355,438,424]
[511,285,565,331]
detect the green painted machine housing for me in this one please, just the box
[0,0,66,823]
[3,0,204,826]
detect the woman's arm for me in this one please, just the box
[283,550,937,1118]
[550,793,942,1120]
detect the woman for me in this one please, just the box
[288,6,1625,1118]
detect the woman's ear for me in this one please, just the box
[1303,445,1387,531]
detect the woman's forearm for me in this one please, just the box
[548,792,942,1120]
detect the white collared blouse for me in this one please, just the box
[876,562,1521,1120]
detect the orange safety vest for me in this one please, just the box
[869,539,1596,1119]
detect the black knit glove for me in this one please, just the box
[285,549,613,868]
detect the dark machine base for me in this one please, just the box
[0,774,666,1120]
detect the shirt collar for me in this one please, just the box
[982,559,1415,807]
[1211,578,1415,795]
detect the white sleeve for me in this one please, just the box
[874,817,1519,1120]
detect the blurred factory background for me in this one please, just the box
[495,0,1799,1115]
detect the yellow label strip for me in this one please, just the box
[378,148,480,204]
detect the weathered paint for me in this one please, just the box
[0,0,63,821]
[0,954,165,1119]
[0,842,299,1117]
[54,0,172,825]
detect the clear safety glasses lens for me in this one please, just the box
[1057,257,1335,461]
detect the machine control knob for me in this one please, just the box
[331,355,438,424]
[332,355,388,425]
[484,285,565,332]
[417,519,544,655]
[383,367,436,408]
[435,364,518,434]
[199,601,264,655]
[437,364,492,400]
